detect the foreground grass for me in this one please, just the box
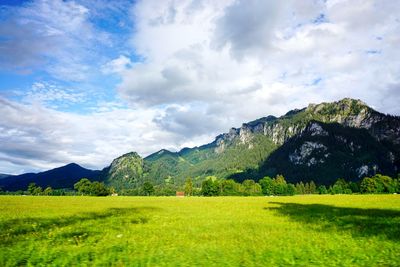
[0,195,399,266]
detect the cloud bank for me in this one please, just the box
[0,0,399,173]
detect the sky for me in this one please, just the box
[0,0,399,174]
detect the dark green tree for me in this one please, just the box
[272,174,287,195]
[201,178,219,196]
[27,182,43,195]
[304,182,311,194]
[295,182,305,194]
[43,186,53,196]
[184,177,193,196]
[375,174,395,193]
[242,179,262,196]
[348,182,360,193]
[309,181,317,194]
[330,184,343,194]
[330,178,351,194]
[360,177,376,193]
[318,185,328,194]
[259,176,274,195]
[27,182,37,195]
[220,179,241,196]
[74,178,92,195]
[90,182,110,196]
[33,186,43,195]
[143,182,155,196]
[286,183,296,196]
[360,174,395,193]
[393,178,400,193]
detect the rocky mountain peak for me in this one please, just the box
[212,98,399,150]
[114,151,141,160]
[306,98,370,116]
[108,151,144,184]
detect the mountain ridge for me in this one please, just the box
[0,163,101,191]
[131,98,400,186]
[0,173,12,179]
[1,98,399,191]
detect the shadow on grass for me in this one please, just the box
[266,202,400,241]
[0,206,159,245]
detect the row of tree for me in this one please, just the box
[10,179,111,196]
[26,183,53,196]
[196,173,400,196]
[74,179,111,196]
[1,173,399,197]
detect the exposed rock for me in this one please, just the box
[263,123,305,145]
[104,98,400,188]
[215,128,240,153]
[356,165,369,177]
[214,98,399,157]
[308,122,329,136]
[289,141,328,166]
[239,126,253,144]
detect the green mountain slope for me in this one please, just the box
[143,133,277,185]
[103,152,146,190]
[104,98,400,188]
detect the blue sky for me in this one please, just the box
[0,0,135,113]
[0,0,399,174]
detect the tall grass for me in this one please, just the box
[1,195,399,266]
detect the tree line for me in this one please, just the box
[195,173,400,196]
[108,173,400,196]
[0,173,399,196]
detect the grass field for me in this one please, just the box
[1,195,399,266]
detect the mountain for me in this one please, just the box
[102,152,147,190]
[0,163,101,191]
[0,173,12,179]
[105,98,399,187]
[2,98,399,191]
[227,98,400,184]
[253,121,397,185]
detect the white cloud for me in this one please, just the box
[22,82,86,106]
[1,0,400,173]
[0,96,202,174]
[0,0,111,81]
[119,0,400,121]
[102,55,133,74]
[213,0,281,59]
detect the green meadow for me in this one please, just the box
[1,195,399,266]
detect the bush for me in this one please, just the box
[201,178,219,196]
[90,181,110,196]
[74,178,110,196]
[360,174,397,194]
[318,185,328,194]
[260,175,295,196]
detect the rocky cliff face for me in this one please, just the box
[206,98,400,183]
[261,120,397,184]
[305,98,400,145]
[4,98,397,191]
[104,98,399,188]
[214,98,400,149]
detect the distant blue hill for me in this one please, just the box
[0,173,12,179]
[0,163,101,191]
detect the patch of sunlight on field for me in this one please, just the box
[1,195,399,266]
